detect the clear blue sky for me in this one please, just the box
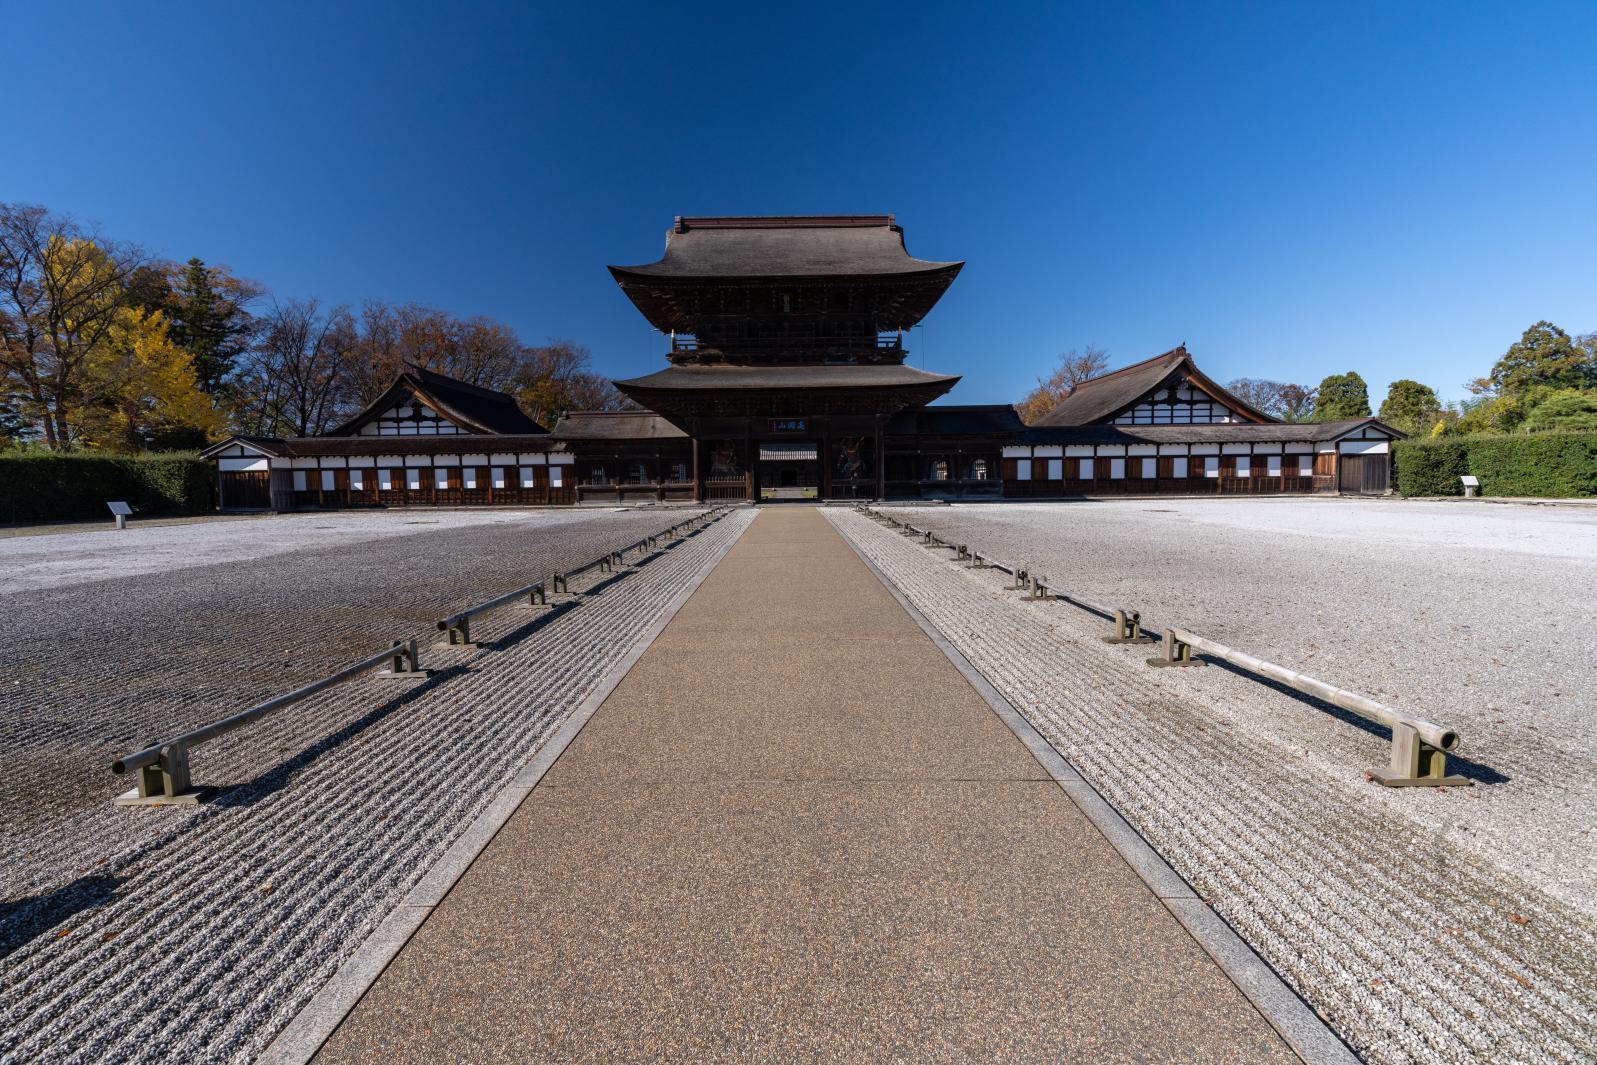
[5,1,1594,406]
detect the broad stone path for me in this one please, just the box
[316,508,1295,1062]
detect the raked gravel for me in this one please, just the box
[0,507,600,594]
[0,508,752,1064]
[1,508,705,871]
[876,498,1597,917]
[828,506,1597,1065]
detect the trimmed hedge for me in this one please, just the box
[0,452,213,524]
[1394,433,1597,498]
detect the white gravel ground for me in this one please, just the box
[830,506,1597,1065]
[0,508,752,1063]
[0,508,710,860]
[0,508,601,593]
[878,498,1597,917]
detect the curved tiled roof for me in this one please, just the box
[550,412,688,441]
[614,363,960,393]
[610,216,962,279]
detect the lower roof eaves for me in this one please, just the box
[1021,418,1402,446]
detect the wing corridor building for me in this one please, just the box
[203,215,1401,509]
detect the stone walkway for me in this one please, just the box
[315,507,1297,1062]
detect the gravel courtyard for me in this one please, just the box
[831,501,1597,1063]
[882,497,1597,915]
[0,508,707,892]
[0,506,750,1062]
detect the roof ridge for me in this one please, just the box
[676,215,895,231]
[404,362,518,402]
[1068,345,1187,393]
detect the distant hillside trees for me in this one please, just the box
[1,199,627,451]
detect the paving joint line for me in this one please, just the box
[257,512,752,1065]
[835,514,1359,1065]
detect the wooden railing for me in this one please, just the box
[670,333,903,354]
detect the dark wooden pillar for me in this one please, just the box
[874,414,886,500]
[746,418,756,504]
[819,415,831,501]
[691,419,703,503]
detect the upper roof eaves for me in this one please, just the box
[609,215,963,280]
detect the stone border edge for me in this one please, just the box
[258,513,751,1065]
[833,514,1360,1065]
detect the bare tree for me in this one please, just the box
[344,302,525,404]
[0,203,146,447]
[236,300,355,436]
[1225,377,1318,421]
[1017,345,1110,424]
[1276,382,1318,422]
[512,340,631,425]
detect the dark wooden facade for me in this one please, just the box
[203,217,1401,509]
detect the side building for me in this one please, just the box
[201,363,575,511]
[1008,345,1402,496]
[202,214,1400,508]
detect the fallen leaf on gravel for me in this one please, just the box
[55,929,71,937]
[1509,972,1533,989]
[101,932,117,943]
[259,883,274,895]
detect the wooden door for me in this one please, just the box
[1338,454,1391,494]
[220,471,271,509]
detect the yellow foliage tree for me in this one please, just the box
[72,306,225,450]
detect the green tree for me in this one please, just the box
[1520,390,1597,433]
[153,258,260,395]
[1313,371,1371,421]
[1471,321,1597,397]
[1378,379,1441,434]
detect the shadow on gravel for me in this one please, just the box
[209,665,471,810]
[484,600,581,649]
[1206,658,1512,785]
[0,873,125,960]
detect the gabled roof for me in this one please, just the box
[1033,346,1274,427]
[550,412,688,441]
[198,435,287,459]
[325,363,546,437]
[610,215,962,280]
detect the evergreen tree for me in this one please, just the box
[1471,321,1596,397]
[1313,371,1371,421]
[1378,379,1441,434]
[164,258,259,395]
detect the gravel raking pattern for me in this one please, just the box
[0,509,752,1064]
[2,508,706,891]
[865,499,1597,917]
[828,507,1597,1065]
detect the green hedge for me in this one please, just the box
[1394,433,1597,498]
[0,452,213,524]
